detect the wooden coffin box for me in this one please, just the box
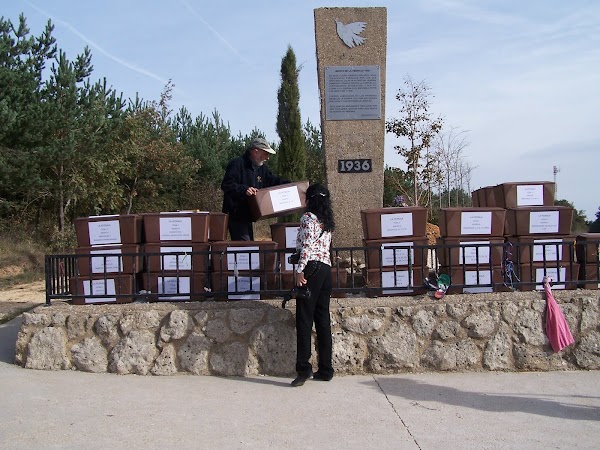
[74,215,142,247]
[69,274,135,305]
[361,207,428,240]
[248,181,309,221]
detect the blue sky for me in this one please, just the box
[5,0,599,220]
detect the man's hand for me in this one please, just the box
[245,187,258,196]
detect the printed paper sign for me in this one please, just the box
[458,241,490,265]
[159,246,193,270]
[516,185,544,206]
[285,226,300,248]
[381,270,413,294]
[381,213,413,238]
[226,246,259,270]
[381,242,414,266]
[157,276,191,300]
[464,270,493,293]
[535,267,566,290]
[270,186,301,213]
[284,252,295,271]
[83,279,117,303]
[159,217,192,240]
[89,248,122,273]
[529,211,559,234]
[460,212,492,235]
[532,239,563,262]
[227,276,261,300]
[88,220,121,245]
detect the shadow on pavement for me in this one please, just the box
[372,376,600,421]
[0,316,21,364]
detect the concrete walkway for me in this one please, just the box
[1,316,599,449]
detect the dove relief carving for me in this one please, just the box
[335,19,367,48]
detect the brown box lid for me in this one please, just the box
[69,274,134,305]
[75,244,142,276]
[499,181,555,208]
[143,243,210,273]
[210,240,278,272]
[506,235,575,264]
[438,207,506,237]
[436,237,504,267]
[360,207,428,240]
[248,181,309,221]
[504,206,573,236]
[143,212,209,243]
[74,215,142,247]
[575,233,600,263]
[363,237,428,269]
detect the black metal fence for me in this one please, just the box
[45,240,600,305]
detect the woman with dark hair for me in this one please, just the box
[291,183,335,387]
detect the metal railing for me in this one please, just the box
[44,240,600,305]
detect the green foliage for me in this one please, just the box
[276,46,305,182]
[385,76,443,206]
[304,119,325,184]
[589,207,600,232]
[554,199,590,234]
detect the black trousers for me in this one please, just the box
[228,218,253,241]
[295,261,333,377]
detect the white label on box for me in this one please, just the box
[459,241,490,264]
[381,213,413,238]
[465,270,491,286]
[159,246,193,270]
[381,242,414,266]
[83,279,117,303]
[460,212,492,235]
[381,270,413,294]
[529,211,559,234]
[89,248,122,273]
[516,185,544,206]
[285,226,300,248]
[88,220,121,245]
[227,276,261,300]
[157,276,191,300]
[535,267,566,290]
[226,246,259,270]
[159,217,192,240]
[532,239,563,262]
[270,186,301,213]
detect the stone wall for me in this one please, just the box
[15,291,600,376]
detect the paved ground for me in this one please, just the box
[1,316,599,449]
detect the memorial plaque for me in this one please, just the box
[325,66,381,120]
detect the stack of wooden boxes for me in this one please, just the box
[361,207,428,296]
[72,215,143,304]
[437,207,506,293]
[141,212,212,301]
[500,182,576,290]
[209,239,278,300]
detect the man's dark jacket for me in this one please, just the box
[221,150,288,221]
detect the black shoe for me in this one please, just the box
[291,373,311,387]
[312,371,333,381]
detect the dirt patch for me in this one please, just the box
[0,281,45,322]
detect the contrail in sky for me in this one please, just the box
[180,0,251,65]
[25,1,169,85]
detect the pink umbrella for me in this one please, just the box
[543,276,575,352]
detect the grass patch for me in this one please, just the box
[0,230,46,289]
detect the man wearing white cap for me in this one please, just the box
[221,137,289,240]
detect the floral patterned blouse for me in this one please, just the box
[295,212,332,273]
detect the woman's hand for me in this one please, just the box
[296,272,307,287]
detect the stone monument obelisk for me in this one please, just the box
[314,7,387,248]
